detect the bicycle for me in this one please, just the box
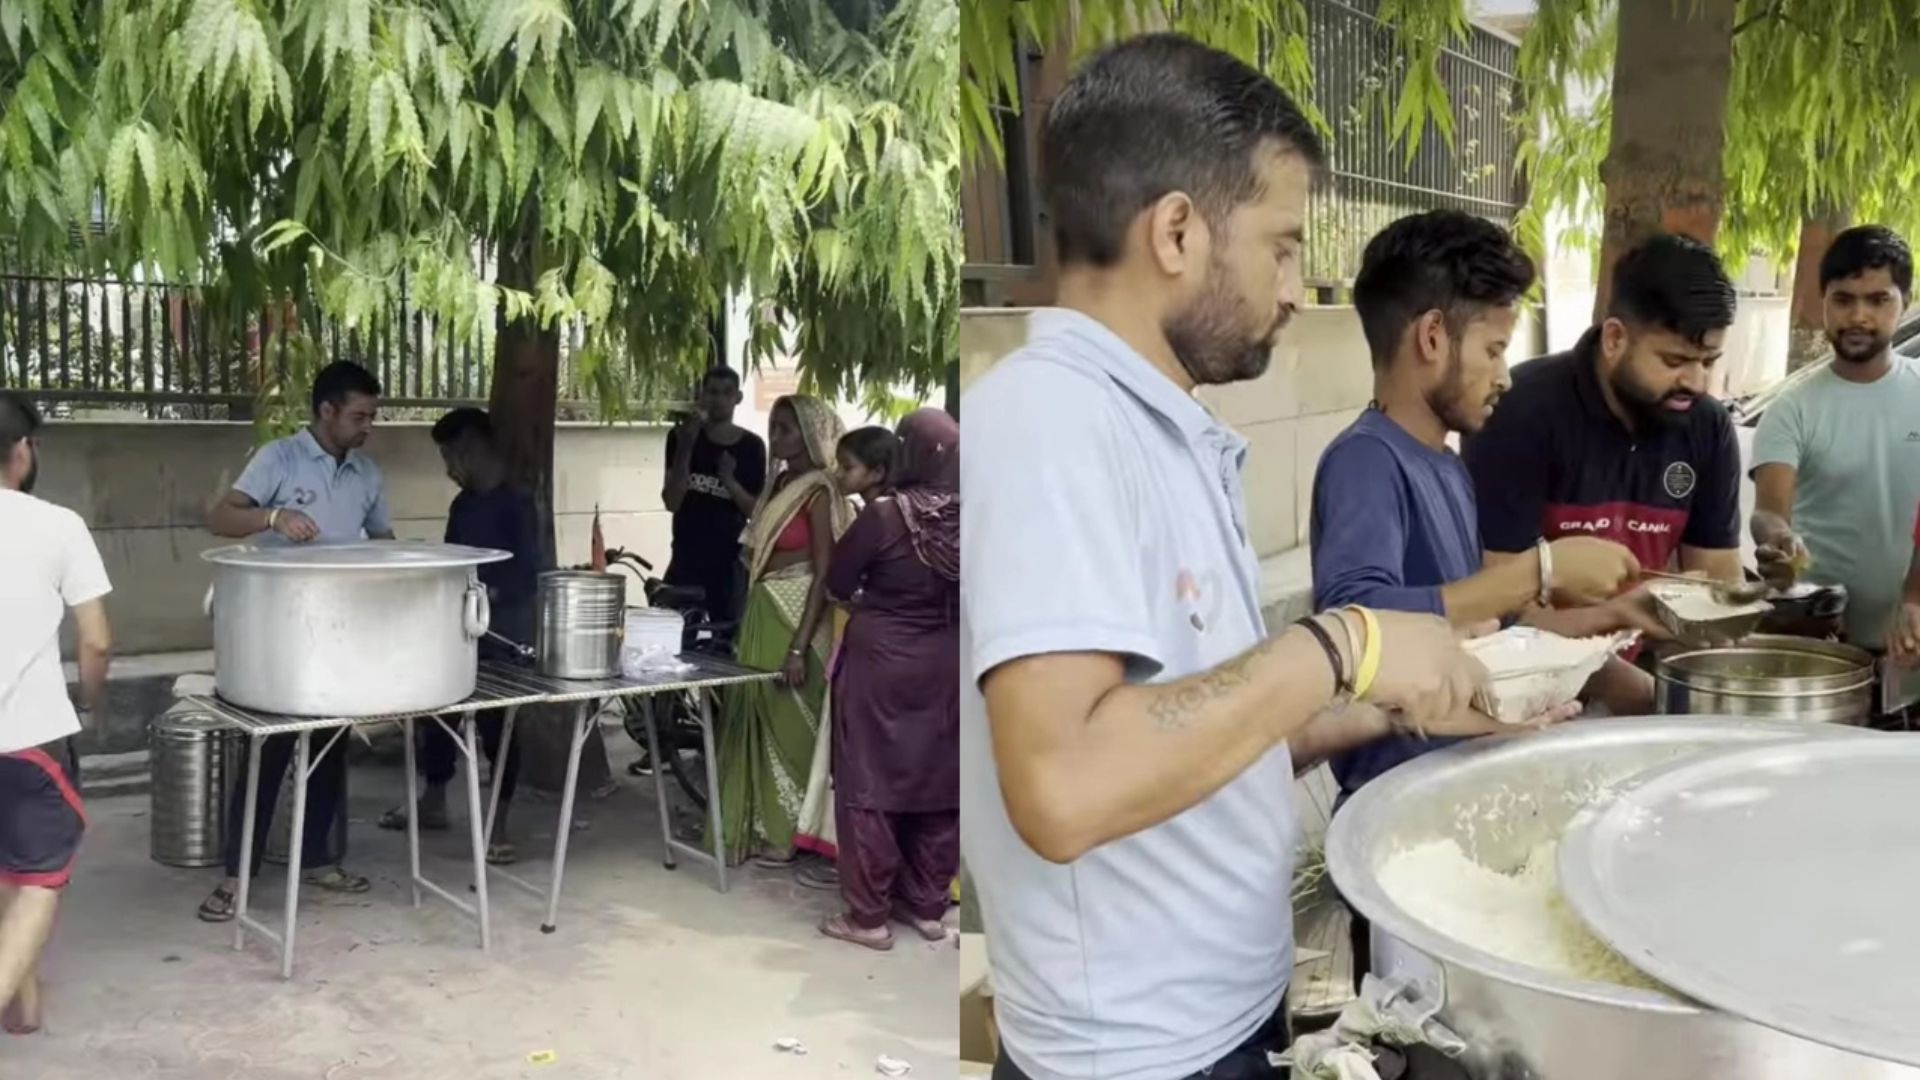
[589,549,736,814]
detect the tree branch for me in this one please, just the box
[1731,1,1784,36]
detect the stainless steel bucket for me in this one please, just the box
[536,571,627,679]
[148,708,243,868]
[1654,634,1875,723]
[1326,717,1916,1079]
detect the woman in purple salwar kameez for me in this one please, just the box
[817,408,960,950]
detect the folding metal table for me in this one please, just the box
[470,657,778,932]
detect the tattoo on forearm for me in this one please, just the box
[1147,635,1279,731]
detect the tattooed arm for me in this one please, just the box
[982,608,1484,864]
[980,629,1337,863]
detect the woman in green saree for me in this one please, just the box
[718,394,855,865]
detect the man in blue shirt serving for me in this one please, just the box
[199,360,390,921]
[378,408,543,864]
[1310,210,1643,797]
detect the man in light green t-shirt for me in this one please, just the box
[1751,225,1920,651]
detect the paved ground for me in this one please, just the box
[4,747,958,1080]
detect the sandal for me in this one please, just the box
[891,905,947,942]
[301,867,372,894]
[820,913,893,952]
[378,805,449,832]
[197,885,236,923]
[486,840,518,866]
[796,862,840,891]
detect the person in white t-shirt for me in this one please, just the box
[0,391,113,1036]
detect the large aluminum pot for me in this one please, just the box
[204,542,509,716]
[535,571,626,679]
[1655,634,1874,723]
[1326,717,1918,1080]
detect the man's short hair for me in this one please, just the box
[1607,234,1737,346]
[431,407,493,447]
[1352,210,1536,370]
[311,360,382,416]
[701,365,741,391]
[0,391,41,454]
[1040,33,1326,268]
[837,425,898,474]
[1819,225,1913,297]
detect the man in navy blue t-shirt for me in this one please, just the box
[378,408,545,863]
[1309,211,1642,796]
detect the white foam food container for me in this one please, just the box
[1463,626,1635,724]
[620,607,687,677]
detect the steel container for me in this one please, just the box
[148,708,244,867]
[535,571,627,679]
[1654,634,1875,724]
[1326,717,1918,1079]
[203,542,509,717]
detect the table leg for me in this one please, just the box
[460,712,492,952]
[642,699,676,872]
[483,706,519,847]
[403,716,421,907]
[281,730,310,981]
[541,700,593,934]
[233,734,264,953]
[698,691,728,894]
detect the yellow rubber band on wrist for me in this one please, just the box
[1348,606,1382,700]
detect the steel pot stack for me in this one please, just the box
[203,541,509,717]
[149,706,244,867]
[1326,718,1919,1080]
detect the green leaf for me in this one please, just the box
[494,100,517,181]
[133,125,164,210]
[575,69,607,161]
[448,103,470,184]
[258,219,312,255]
[367,72,393,172]
[523,66,571,150]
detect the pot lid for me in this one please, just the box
[1558,735,1920,1065]
[202,540,511,571]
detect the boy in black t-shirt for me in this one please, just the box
[378,408,544,863]
[663,366,767,626]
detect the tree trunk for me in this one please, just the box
[1591,0,1738,319]
[488,196,562,571]
[1787,203,1851,371]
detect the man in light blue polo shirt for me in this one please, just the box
[964,36,1509,1080]
[196,360,389,922]
[207,361,395,544]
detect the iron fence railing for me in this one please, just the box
[960,0,1526,298]
[0,269,606,420]
[1304,0,1524,291]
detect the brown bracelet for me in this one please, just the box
[1294,617,1351,696]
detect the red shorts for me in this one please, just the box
[0,744,86,890]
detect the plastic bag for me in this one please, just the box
[1278,975,1466,1080]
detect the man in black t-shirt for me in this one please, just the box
[663,366,767,626]
[380,408,546,862]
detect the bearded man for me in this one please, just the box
[1309,210,1641,798]
[1749,226,1919,654]
[1460,233,1747,715]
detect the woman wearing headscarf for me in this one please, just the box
[717,395,856,864]
[817,408,960,950]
